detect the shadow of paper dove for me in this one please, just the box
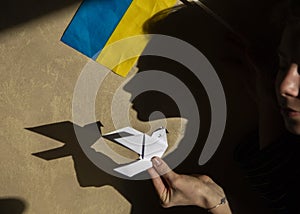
[26,121,103,160]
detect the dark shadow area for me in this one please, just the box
[130,91,181,122]
[122,3,281,214]
[1,0,81,31]
[0,198,27,214]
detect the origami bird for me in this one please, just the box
[102,127,168,177]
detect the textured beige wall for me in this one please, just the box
[0,4,187,214]
[0,4,133,214]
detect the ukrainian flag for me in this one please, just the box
[61,0,177,77]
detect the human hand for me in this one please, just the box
[148,157,232,214]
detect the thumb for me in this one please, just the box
[151,157,178,184]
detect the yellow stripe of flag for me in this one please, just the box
[96,0,177,77]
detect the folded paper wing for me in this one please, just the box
[105,126,144,136]
[103,127,144,155]
[102,127,168,177]
[114,159,153,177]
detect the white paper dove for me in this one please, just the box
[102,127,168,177]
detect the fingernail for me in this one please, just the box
[151,157,162,167]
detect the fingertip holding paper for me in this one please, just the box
[99,127,168,177]
[61,0,177,77]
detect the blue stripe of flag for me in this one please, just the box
[61,0,133,58]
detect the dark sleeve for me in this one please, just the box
[234,133,300,214]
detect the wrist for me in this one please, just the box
[201,192,232,214]
[206,198,231,214]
